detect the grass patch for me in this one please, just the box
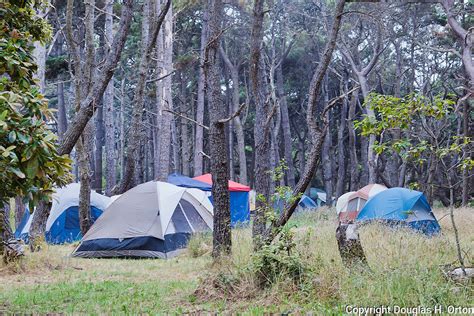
[1,207,472,313]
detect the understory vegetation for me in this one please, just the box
[1,207,472,314]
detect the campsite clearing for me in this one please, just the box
[1,207,473,314]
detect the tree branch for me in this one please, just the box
[163,109,210,130]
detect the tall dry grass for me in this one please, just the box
[194,207,473,311]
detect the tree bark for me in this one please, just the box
[277,65,295,188]
[345,83,359,191]
[155,0,174,181]
[219,46,248,185]
[193,10,208,177]
[0,203,13,254]
[205,0,231,258]
[322,78,333,205]
[14,196,25,229]
[336,223,367,268]
[94,100,104,192]
[251,0,271,248]
[335,78,348,199]
[104,0,116,196]
[180,75,191,176]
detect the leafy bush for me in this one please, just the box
[251,226,306,287]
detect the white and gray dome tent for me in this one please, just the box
[72,181,213,259]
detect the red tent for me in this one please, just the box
[193,174,250,192]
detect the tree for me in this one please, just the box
[0,0,72,255]
[29,0,135,245]
[205,0,232,258]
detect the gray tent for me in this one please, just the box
[72,181,213,259]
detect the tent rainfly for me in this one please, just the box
[72,181,213,259]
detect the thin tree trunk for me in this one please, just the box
[219,46,248,184]
[193,10,208,177]
[104,0,116,195]
[180,79,191,176]
[14,197,25,229]
[322,79,333,204]
[57,82,68,141]
[94,100,104,192]
[277,65,295,187]
[348,88,359,191]
[335,79,348,199]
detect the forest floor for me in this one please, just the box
[0,207,473,314]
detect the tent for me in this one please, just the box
[337,184,387,223]
[168,172,211,191]
[193,174,250,226]
[356,187,441,235]
[275,194,317,213]
[14,209,32,241]
[309,188,327,207]
[14,183,110,244]
[72,181,213,259]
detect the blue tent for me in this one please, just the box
[299,195,318,209]
[167,172,211,191]
[193,174,251,227]
[14,209,31,241]
[274,194,318,213]
[356,188,441,235]
[13,183,111,244]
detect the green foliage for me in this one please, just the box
[0,0,71,208]
[251,225,306,287]
[355,93,472,173]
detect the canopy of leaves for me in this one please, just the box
[0,0,72,208]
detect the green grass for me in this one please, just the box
[1,207,473,313]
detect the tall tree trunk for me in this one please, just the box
[347,88,359,191]
[180,80,191,176]
[104,0,116,195]
[206,0,231,258]
[156,0,173,181]
[251,0,271,248]
[193,10,208,177]
[14,197,25,230]
[322,79,333,204]
[77,0,96,235]
[335,79,348,199]
[94,101,104,192]
[0,203,13,254]
[277,65,295,187]
[219,46,248,184]
[57,81,68,141]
